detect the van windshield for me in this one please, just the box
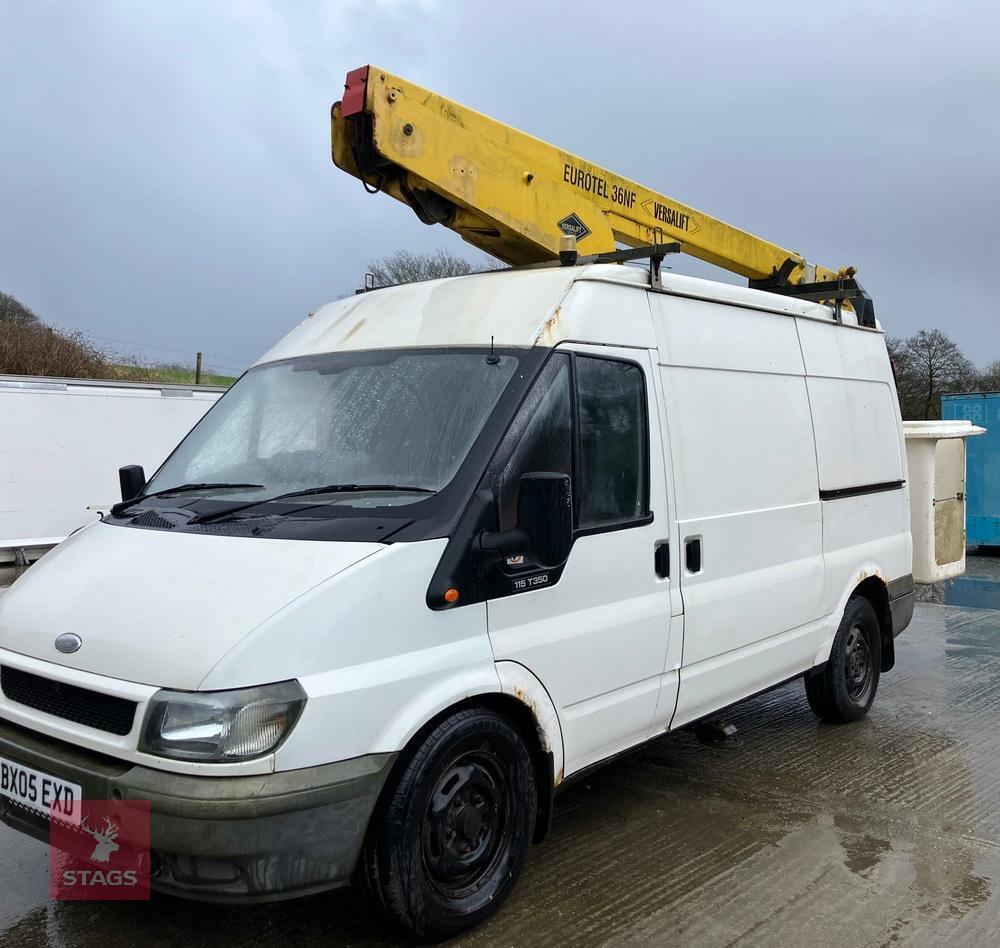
[145,349,521,510]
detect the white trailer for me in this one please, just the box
[0,374,223,563]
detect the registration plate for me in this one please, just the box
[0,756,82,825]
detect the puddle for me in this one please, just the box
[939,576,1000,610]
[923,553,1000,610]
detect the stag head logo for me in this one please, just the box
[80,815,120,863]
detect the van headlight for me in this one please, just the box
[140,681,306,762]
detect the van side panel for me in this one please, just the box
[796,319,912,631]
[806,377,903,490]
[651,296,826,725]
[660,367,825,668]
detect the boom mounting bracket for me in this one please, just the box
[750,272,877,328]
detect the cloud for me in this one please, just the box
[1,0,998,369]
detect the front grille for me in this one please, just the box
[0,666,137,736]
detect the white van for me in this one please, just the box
[0,262,914,938]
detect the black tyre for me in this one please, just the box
[805,595,881,723]
[358,708,537,941]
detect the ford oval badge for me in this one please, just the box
[55,633,82,654]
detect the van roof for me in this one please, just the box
[256,263,881,364]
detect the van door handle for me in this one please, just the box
[685,537,702,573]
[654,542,670,578]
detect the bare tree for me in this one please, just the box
[0,291,40,326]
[888,329,977,420]
[367,249,501,287]
[976,359,1000,393]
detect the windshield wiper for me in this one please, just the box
[111,483,265,517]
[190,483,436,525]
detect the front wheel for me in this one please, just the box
[805,595,881,723]
[358,708,537,940]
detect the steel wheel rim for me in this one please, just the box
[844,623,874,703]
[421,749,513,899]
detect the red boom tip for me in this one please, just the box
[341,65,370,118]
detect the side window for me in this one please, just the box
[493,355,572,531]
[576,356,648,527]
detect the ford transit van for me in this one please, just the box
[0,263,915,937]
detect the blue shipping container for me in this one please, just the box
[942,392,1000,546]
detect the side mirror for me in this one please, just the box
[516,472,573,567]
[479,472,573,569]
[118,465,146,502]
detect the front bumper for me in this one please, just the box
[0,716,395,902]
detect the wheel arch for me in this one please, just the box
[820,565,894,673]
[366,672,562,849]
[852,575,894,672]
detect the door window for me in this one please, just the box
[576,356,649,527]
[490,352,648,535]
[494,356,572,532]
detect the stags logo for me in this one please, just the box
[81,815,120,863]
[50,799,150,901]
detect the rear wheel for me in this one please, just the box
[358,708,537,940]
[805,595,881,723]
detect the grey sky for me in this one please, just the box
[2,0,998,374]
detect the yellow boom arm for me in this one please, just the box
[332,66,872,319]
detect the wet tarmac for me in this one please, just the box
[3,584,1000,945]
[922,548,1000,611]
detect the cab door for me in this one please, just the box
[485,345,675,776]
